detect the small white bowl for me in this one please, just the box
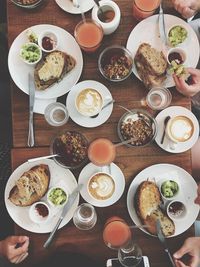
[20,42,42,65]
[47,186,68,208]
[167,200,187,221]
[29,201,51,224]
[167,47,187,65]
[167,24,188,47]
[159,179,180,201]
[38,31,59,53]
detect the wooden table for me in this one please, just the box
[7,0,197,266]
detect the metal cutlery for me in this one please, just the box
[156,220,176,267]
[161,116,170,144]
[43,184,83,249]
[90,99,115,118]
[28,154,59,163]
[158,2,167,48]
[27,73,35,147]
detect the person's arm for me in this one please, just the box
[0,236,29,264]
[173,237,200,267]
[173,68,200,97]
[171,0,200,18]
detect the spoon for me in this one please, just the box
[28,154,59,163]
[93,0,105,19]
[90,99,115,118]
[160,116,171,144]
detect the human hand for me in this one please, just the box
[0,236,29,264]
[194,184,200,205]
[173,237,200,267]
[173,68,200,97]
[171,0,200,18]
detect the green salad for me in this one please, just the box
[48,187,68,206]
[161,180,179,198]
[20,43,41,63]
[168,26,187,47]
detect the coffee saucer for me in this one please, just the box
[155,106,199,153]
[78,162,125,207]
[55,0,95,14]
[66,80,113,128]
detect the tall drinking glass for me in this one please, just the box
[132,0,160,21]
[73,203,97,230]
[118,241,142,267]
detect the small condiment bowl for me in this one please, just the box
[29,201,51,224]
[159,179,180,201]
[20,42,42,65]
[167,24,188,47]
[167,47,187,65]
[167,200,187,221]
[98,45,133,82]
[38,30,59,53]
[47,186,68,208]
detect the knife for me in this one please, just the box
[27,73,35,147]
[158,2,167,46]
[43,184,82,249]
[156,220,176,267]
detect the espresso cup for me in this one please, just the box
[166,115,194,149]
[75,88,103,117]
[87,172,115,201]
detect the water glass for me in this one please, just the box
[143,87,172,110]
[132,0,160,21]
[118,242,142,267]
[44,102,69,126]
[73,203,97,230]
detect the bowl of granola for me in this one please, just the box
[50,131,89,169]
[98,45,133,82]
[11,0,43,9]
[117,109,158,147]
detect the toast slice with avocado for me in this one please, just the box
[34,50,76,90]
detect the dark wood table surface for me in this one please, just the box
[7,0,198,266]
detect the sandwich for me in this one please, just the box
[9,164,50,206]
[135,181,175,237]
[34,50,76,90]
[134,43,168,88]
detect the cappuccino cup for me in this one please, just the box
[88,172,115,201]
[75,88,103,117]
[166,115,194,148]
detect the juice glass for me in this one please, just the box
[132,0,160,21]
[103,216,132,250]
[74,19,103,53]
[88,138,116,166]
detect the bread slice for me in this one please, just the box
[144,208,175,237]
[134,180,175,237]
[34,50,76,90]
[9,164,50,207]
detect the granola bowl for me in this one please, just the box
[11,0,43,9]
[50,130,89,169]
[98,45,133,82]
[117,109,158,147]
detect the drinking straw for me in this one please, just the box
[77,0,86,22]
[114,139,134,147]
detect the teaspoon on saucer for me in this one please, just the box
[90,99,115,118]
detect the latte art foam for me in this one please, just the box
[88,173,115,200]
[76,88,103,116]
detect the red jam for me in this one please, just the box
[35,203,49,217]
[168,52,183,64]
[42,36,54,51]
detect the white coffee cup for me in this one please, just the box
[166,115,194,149]
[75,88,103,117]
[91,0,121,35]
[87,172,115,201]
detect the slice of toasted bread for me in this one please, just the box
[144,208,175,237]
[34,50,76,90]
[9,164,50,207]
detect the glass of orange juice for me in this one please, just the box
[88,138,116,166]
[103,216,132,250]
[132,0,160,21]
[74,19,104,53]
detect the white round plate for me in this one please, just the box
[5,159,79,233]
[155,106,199,153]
[66,80,113,128]
[127,163,199,237]
[126,14,200,88]
[8,24,83,99]
[55,0,95,14]
[78,162,125,207]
